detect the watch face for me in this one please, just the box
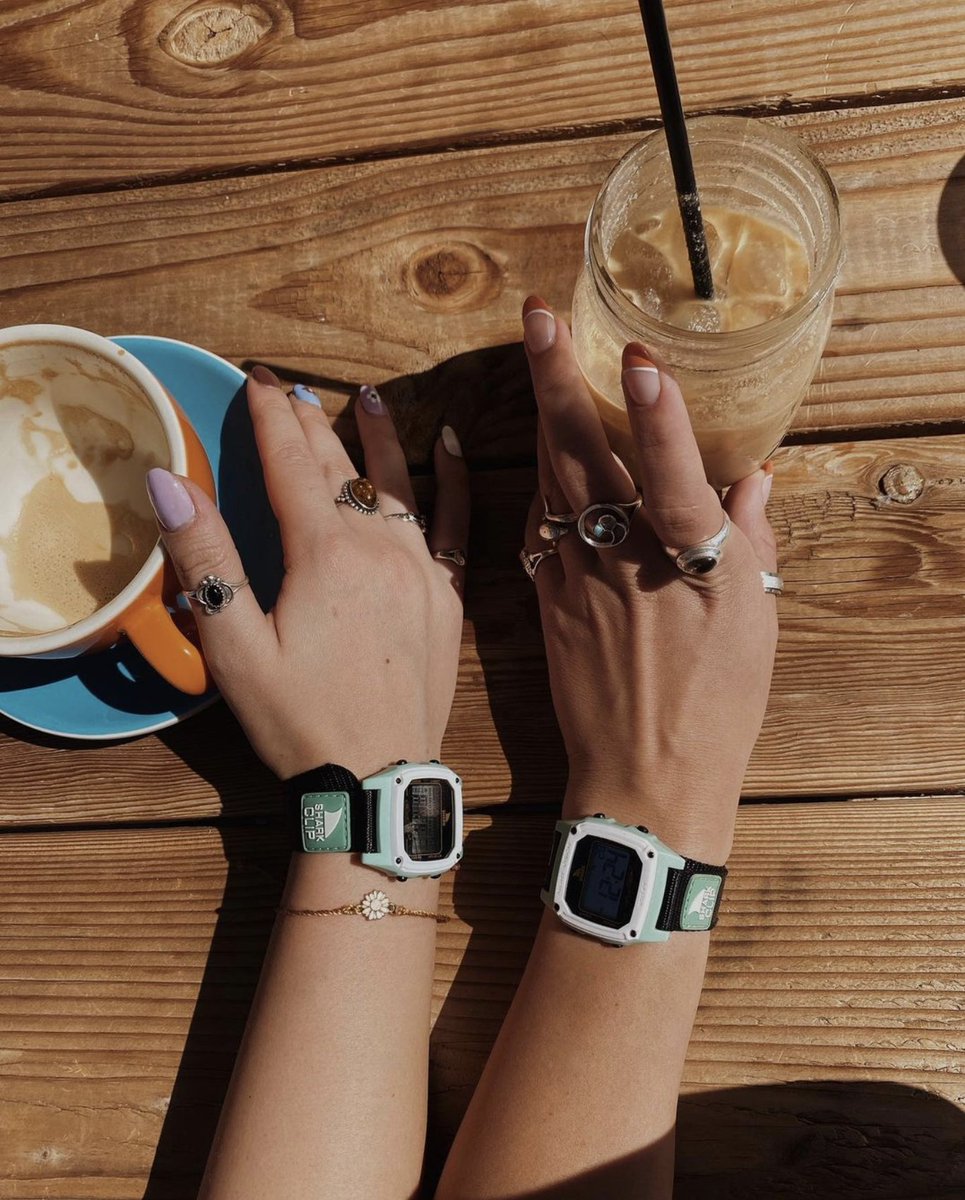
[565,834,643,929]
[403,778,455,862]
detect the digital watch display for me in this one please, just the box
[542,816,727,945]
[403,779,455,861]
[565,834,643,928]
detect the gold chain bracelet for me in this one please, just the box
[278,888,449,924]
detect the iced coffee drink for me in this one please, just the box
[572,117,842,488]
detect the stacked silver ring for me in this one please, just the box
[385,511,428,533]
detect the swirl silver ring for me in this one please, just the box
[335,477,380,515]
[761,571,784,595]
[434,548,467,567]
[577,495,643,549]
[519,546,560,580]
[664,513,732,575]
[187,574,250,616]
[384,511,428,533]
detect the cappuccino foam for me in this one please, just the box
[0,341,169,636]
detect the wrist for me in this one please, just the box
[279,742,443,783]
[561,776,738,864]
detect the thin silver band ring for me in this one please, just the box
[433,548,467,567]
[384,511,428,533]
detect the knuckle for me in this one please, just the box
[650,504,713,548]
[173,529,238,590]
[272,438,315,473]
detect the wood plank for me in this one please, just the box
[5,431,965,824]
[3,799,965,1197]
[5,0,964,197]
[2,99,964,439]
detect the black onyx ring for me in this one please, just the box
[187,574,250,616]
[335,477,380,515]
[577,495,643,549]
[664,513,732,575]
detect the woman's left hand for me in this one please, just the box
[146,372,469,781]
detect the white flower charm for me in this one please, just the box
[360,890,391,921]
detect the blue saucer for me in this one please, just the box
[0,337,283,740]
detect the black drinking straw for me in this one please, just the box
[637,0,714,300]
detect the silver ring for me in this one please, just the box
[539,500,578,542]
[385,511,428,533]
[577,495,643,549]
[187,574,250,615]
[539,518,574,542]
[761,571,784,595]
[335,477,380,515]
[520,546,559,580]
[433,548,467,567]
[664,513,731,575]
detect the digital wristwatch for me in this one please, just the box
[286,761,463,880]
[541,815,726,945]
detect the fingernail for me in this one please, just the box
[146,467,196,532]
[762,467,774,506]
[359,384,387,416]
[522,296,556,354]
[252,364,283,388]
[621,344,661,406]
[441,425,463,457]
[292,384,322,408]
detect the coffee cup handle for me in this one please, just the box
[122,597,212,695]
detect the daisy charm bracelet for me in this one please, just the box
[278,889,450,924]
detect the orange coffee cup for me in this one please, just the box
[0,325,214,694]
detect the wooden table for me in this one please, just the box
[3,3,965,1196]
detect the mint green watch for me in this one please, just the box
[286,761,463,880]
[541,815,726,945]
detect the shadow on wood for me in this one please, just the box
[938,151,965,289]
[241,338,536,472]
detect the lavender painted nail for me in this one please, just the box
[292,384,322,407]
[146,467,196,532]
[359,384,387,416]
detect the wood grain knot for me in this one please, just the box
[404,242,502,314]
[160,2,273,66]
[879,463,925,503]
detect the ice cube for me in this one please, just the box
[669,301,722,333]
[608,229,674,295]
[728,219,807,301]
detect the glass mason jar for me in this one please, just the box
[572,116,843,488]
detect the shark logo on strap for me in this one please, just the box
[687,886,718,921]
[302,801,348,849]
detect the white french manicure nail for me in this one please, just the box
[762,471,774,505]
[441,425,463,457]
[622,366,660,406]
[523,308,557,354]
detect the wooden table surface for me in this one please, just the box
[3,3,965,1196]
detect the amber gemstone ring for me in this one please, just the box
[335,476,380,515]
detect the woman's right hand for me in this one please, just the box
[520,297,778,863]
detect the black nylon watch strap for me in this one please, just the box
[656,858,728,932]
[285,764,379,854]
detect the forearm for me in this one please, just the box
[437,786,733,1200]
[200,853,440,1200]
